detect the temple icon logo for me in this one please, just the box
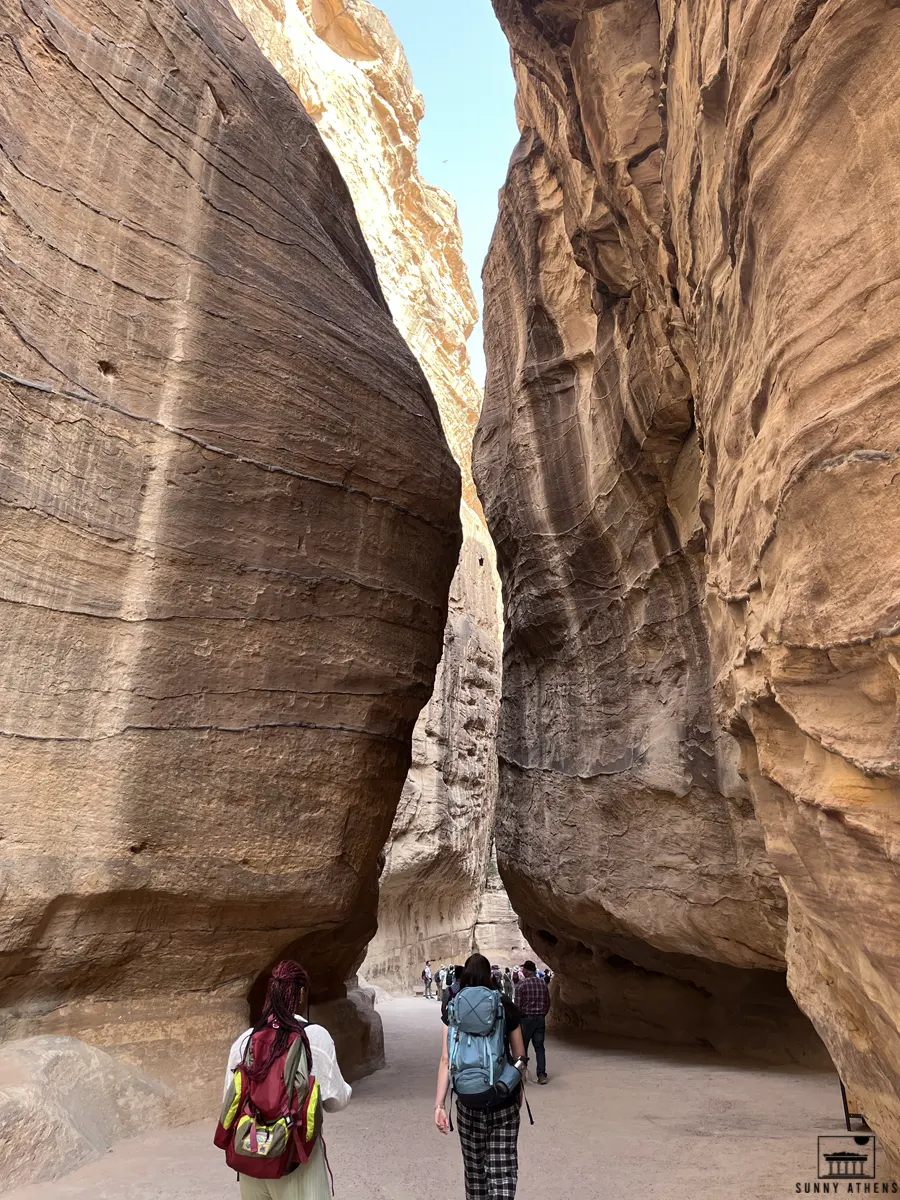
[818,1136,876,1180]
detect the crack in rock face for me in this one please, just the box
[475,0,900,1167]
[0,0,461,1112]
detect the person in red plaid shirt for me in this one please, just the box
[514,960,551,1084]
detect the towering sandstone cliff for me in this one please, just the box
[475,0,900,1157]
[228,0,506,992]
[0,0,460,1103]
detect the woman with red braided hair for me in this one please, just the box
[223,961,351,1199]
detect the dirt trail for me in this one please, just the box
[3,998,868,1198]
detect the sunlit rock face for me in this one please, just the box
[0,0,460,1105]
[364,507,501,991]
[475,0,900,1114]
[229,0,506,989]
[228,0,482,508]
[474,849,531,966]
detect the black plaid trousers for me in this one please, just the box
[456,1100,520,1200]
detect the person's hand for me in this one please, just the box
[435,1104,449,1135]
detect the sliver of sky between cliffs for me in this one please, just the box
[375,0,519,387]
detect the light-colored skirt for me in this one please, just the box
[238,1142,330,1200]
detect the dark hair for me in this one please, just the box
[246,960,310,1081]
[454,965,464,977]
[458,952,497,991]
[522,959,537,973]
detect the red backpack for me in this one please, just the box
[214,1024,324,1179]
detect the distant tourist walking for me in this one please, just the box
[215,960,351,1198]
[422,960,434,999]
[515,960,551,1085]
[502,967,514,1000]
[435,953,527,1199]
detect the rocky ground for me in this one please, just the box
[3,999,873,1200]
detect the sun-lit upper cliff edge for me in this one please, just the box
[231,0,483,511]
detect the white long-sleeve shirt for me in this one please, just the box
[224,1018,352,1113]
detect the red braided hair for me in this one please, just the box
[245,960,310,1081]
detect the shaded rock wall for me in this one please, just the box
[227,0,506,993]
[0,0,460,1105]
[228,0,483,506]
[475,0,900,1113]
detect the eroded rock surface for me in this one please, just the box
[0,1037,171,1190]
[228,0,483,508]
[473,849,531,966]
[364,508,501,991]
[227,0,506,993]
[475,0,900,1129]
[0,0,459,1106]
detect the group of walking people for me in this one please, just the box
[214,952,552,1199]
[423,960,552,1005]
[421,959,453,1000]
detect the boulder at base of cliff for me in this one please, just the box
[0,1037,171,1190]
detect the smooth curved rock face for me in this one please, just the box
[310,979,385,1082]
[0,0,460,1102]
[227,0,484,509]
[476,0,900,1093]
[225,0,505,993]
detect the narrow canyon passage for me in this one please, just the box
[1,999,856,1200]
[3,0,900,1191]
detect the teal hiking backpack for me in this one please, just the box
[447,986,521,1104]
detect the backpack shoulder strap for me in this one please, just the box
[283,1028,313,1106]
[240,1027,255,1068]
[492,991,505,1028]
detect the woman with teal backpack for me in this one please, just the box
[434,953,528,1199]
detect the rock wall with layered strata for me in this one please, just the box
[0,0,460,1107]
[476,2,900,1149]
[474,848,531,966]
[364,507,501,992]
[228,0,506,992]
[228,0,483,507]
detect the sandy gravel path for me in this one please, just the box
[3,998,867,1199]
